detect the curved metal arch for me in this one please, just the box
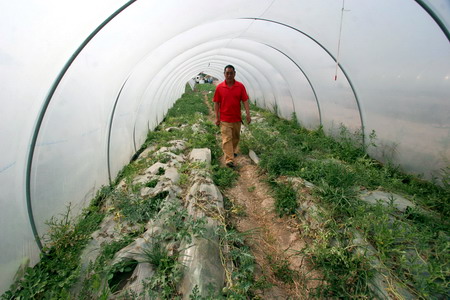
[150,55,260,117]
[211,41,300,119]
[414,0,449,41]
[130,35,323,149]
[157,56,262,104]
[174,55,267,99]
[159,49,269,94]
[241,17,365,143]
[25,0,138,250]
[151,41,284,108]
[173,61,257,95]
[130,56,262,150]
[133,48,273,127]
[108,76,130,184]
[263,43,322,125]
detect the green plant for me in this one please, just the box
[145,178,159,188]
[194,83,216,92]
[270,102,279,116]
[160,202,207,244]
[114,161,141,186]
[114,190,168,224]
[179,173,189,186]
[156,167,165,175]
[309,239,374,298]
[164,90,209,120]
[272,182,298,217]
[79,234,139,299]
[239,105,450,298]
[260,150,303,176]
[267,255,298,284]
[213,225,267,299]
[107,259,138,293]
[8,79,448,300]
[2,203,105,299]
[142,243,183,299]
[212,166,238,189]
[188,283,222,299]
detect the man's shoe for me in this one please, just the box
[226,162,235,168]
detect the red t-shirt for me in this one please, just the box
[213,80,249,122]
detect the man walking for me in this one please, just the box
[213,65,251,168]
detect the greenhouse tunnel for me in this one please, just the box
[0,0,449,294]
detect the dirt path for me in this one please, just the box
[226,156,318,299]
[203,93,318,298]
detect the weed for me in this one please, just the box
[270,102,279,116]
[91,185,113,207]
[3,203,105,299]
[156,167,165,175]
[79,233,143,299]
[188,122,221,164]
[212,166,238,189]
[223,196,246,217]
[115,190,168,224]
[194,83,216,93]
[314,180,358,217]
[240,105,449,298]
[213,224,265,298]
[260,150,303,176]
[165,90,209,120]
[334,124,365,160]
[107,259,138,292]
[145,178,158,188]
[290,112,300,127]
[8,79,448,299]
[114,161,140,186]
[271,182,298,217]
[441,164,450,190]
[142,242,183,299]
[160,202,207,244]
[188,284,223,299]
[298,159,357,190]
[267,255,298,283]
[179,173,189,186]
[309,240,374,298]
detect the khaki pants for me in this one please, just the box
[220,121,241,164]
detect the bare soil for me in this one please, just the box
[225,155,320,299]
[204,93,320,299]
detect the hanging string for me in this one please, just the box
[335,0,345,81]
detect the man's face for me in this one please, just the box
[224,68,235,81]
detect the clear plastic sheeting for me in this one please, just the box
[0,0,448,293]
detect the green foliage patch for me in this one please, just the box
[2,199,107,300]
[112,190,168,225]
[142,242,183,299]
[267,255,298,284]
[212,166,238,189]
[240,103,450,298]
[271,182,298,217]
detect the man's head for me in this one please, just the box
[224,65,236,83]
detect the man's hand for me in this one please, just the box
[243,100,251,124]
[214,102,221,126]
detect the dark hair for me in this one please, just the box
[224,65,235,72]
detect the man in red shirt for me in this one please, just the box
[213,65,251,168]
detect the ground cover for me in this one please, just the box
[239,104,449,299]
[3,83,448,299]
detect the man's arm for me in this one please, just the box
[243,100,251,124]
[214,102,220,126]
